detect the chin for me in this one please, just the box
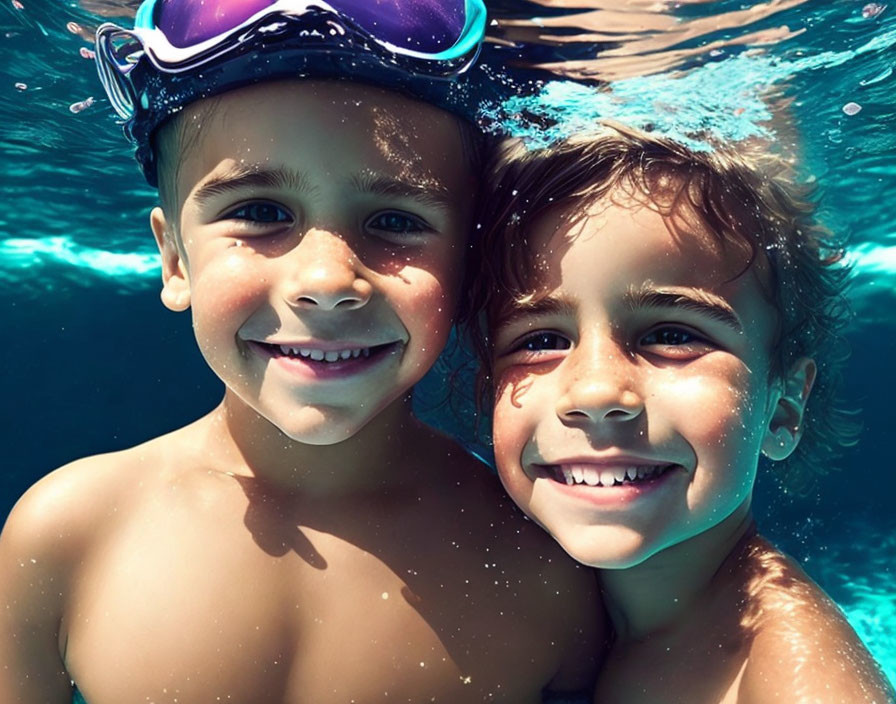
[551,526,659,570]
[278,421,368,446]
[268,406,375,446]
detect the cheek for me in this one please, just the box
[189,252,267,337]
[655,364,768,460]
[389,258,462,342]
[492,367,541,478]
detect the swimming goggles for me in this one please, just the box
[94,0,487,183]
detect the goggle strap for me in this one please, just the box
[134,0,158,30]
[429,0,486,62]
[95,25,134,119]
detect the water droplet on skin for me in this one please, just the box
[842,101,862,116]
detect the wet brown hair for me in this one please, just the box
[461,122,858,493]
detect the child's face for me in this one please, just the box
[490,191,796,568]
[151,81,474,444]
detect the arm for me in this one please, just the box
[0,479,79,703]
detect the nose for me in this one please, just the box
[555,349,645,424]
[280,229,373,310]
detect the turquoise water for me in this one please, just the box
[1,0,894,687]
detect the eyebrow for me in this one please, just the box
[191,164,311,206]
[496,295,577,328]
[624,284,744,333]
[349,171,455,214]
[190,164,456,214]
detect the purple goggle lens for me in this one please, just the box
[155,0,466,55]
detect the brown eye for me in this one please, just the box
[515,332,571,352]
[226,202,291,224]
[642,328,701,346]
[640,326,718,360]
[366,211,430,235]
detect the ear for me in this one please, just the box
[761,357,816,461]
[150,206,191,312]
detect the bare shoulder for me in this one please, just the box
[422,430,600,595]
[421,431,588,573]
[3,454,128,562]
[0,428,192,572]
[417,430,606,688]
[0,437,179,698]
[737,538,894,703]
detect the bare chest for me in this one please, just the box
[64,497,552,703]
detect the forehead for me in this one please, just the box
[529,189,757,286]
[525,191,778,339]
[174,79,472,202]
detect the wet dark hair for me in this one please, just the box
[461,122,858,493]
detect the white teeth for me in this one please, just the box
[557,463,674,487]
[274,344,371,361]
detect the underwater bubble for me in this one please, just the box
[68,96,94,114]
[861,3,887,19]
[64,21,95,43]
[11,0,23,9]
[842,101,863,115]
[14,82,27,91]
[79,47,96,60]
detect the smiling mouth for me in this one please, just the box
[543,463,680,488]
[259,341,400,363]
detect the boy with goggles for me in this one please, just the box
[0,1,604,702]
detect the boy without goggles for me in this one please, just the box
[466,123,895,704]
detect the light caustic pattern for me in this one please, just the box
[4,16,895,293]
[808,520,896,687]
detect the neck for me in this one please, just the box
[599,502,756,641]
[193,391,430,496]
